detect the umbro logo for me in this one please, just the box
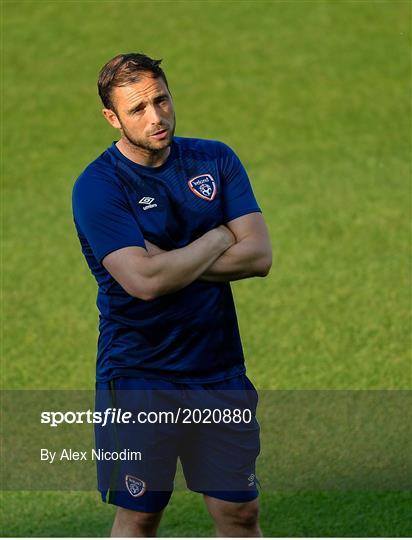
[139,196,158,210]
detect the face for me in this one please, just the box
[103,73,175,156]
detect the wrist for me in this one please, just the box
[210,227,234,251]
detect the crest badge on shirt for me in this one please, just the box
[188,174,217,201]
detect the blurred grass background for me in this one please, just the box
[2,0,411,536]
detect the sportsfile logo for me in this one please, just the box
[139,197,158,210]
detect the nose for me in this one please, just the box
[147,104,162,125]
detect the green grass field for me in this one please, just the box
[2,0,411,536]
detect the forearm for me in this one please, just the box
[200,239,272,282]
[141,214,272,287]
[142,228,233,296]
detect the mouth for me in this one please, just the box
[150,128,169,140]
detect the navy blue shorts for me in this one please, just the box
[94,374,260,512]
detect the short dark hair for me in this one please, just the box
[97,53,169,110]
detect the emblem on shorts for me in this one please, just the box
[188,174,217,201]
[248,474,256,487]
[125,475,146,497]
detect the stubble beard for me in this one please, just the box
[121,114,176,155]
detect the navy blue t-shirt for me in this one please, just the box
[72,137,261,383]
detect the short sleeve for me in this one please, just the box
[218,143,261,223]
[72,170,146,263]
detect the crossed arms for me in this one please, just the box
[102,212,272,301]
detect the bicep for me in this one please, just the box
[225,213,272,277]
[102,246,154,299]
[226,212,271,251]
[73,175,146,263]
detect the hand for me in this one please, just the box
[144,240,166,256]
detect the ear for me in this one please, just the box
[102,108,122,130]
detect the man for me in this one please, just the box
[72,53,272,537]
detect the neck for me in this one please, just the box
[116,137,171,167]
